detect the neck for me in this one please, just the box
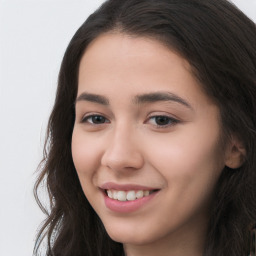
[123,216,207,256]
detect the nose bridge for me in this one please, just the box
[101,121,144,171]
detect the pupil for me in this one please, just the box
[92,116,105,124]
[156,116,169,125]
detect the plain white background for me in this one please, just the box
[0,1,255,255]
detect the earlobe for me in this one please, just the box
[225,136,246,169]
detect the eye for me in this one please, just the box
[147,115,179,128]
[81,114,110,124]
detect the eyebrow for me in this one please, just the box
[133,92,192,109]
[75,91,192,109]
[76,92,110,105]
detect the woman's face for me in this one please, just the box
[72,33,227,248]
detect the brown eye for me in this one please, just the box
[148,115,179,128]
[82,115,109,124]
[155,116,172,126]
[91,115,106,124]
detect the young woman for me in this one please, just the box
[34,0,256,255]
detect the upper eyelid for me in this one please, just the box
[146,115,179,124]
[79,113,179,128]
[81,113,110,122]
[146,112,179,121]
[80,111,109,119]
[80,111,176,117]
[148,115,178,120]
[79,112,179,120]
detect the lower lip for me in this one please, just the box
[103,191,159,213]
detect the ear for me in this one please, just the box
[224,136,246,169]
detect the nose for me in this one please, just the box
[101,125,144,172]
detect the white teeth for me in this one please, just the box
[117,191,126,201]
[113,191,118,200]
[126,191,136,201]
[107,190,113,199]
[136,190,143,199]
[144,190,150,196]
[106,189,153,201]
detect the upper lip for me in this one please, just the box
[100,182,159,191]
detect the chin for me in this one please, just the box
[108,232,152,245]
[103,222,159,245]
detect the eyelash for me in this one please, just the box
[147,115,179,128]
[81,114,179,129]
[81,114,110,125]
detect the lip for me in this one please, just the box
[100,182,157,191]
[100,182,160,213]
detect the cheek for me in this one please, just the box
[143,126,224,207]
[145,122,224,177]
[71,129,103,189]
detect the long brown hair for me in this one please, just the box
[34,0,256,255]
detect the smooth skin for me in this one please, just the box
[72,33,244,256]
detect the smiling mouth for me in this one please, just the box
[105,189,159,202]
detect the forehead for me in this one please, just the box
[79,32,191,76]
[78,32,214,110]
